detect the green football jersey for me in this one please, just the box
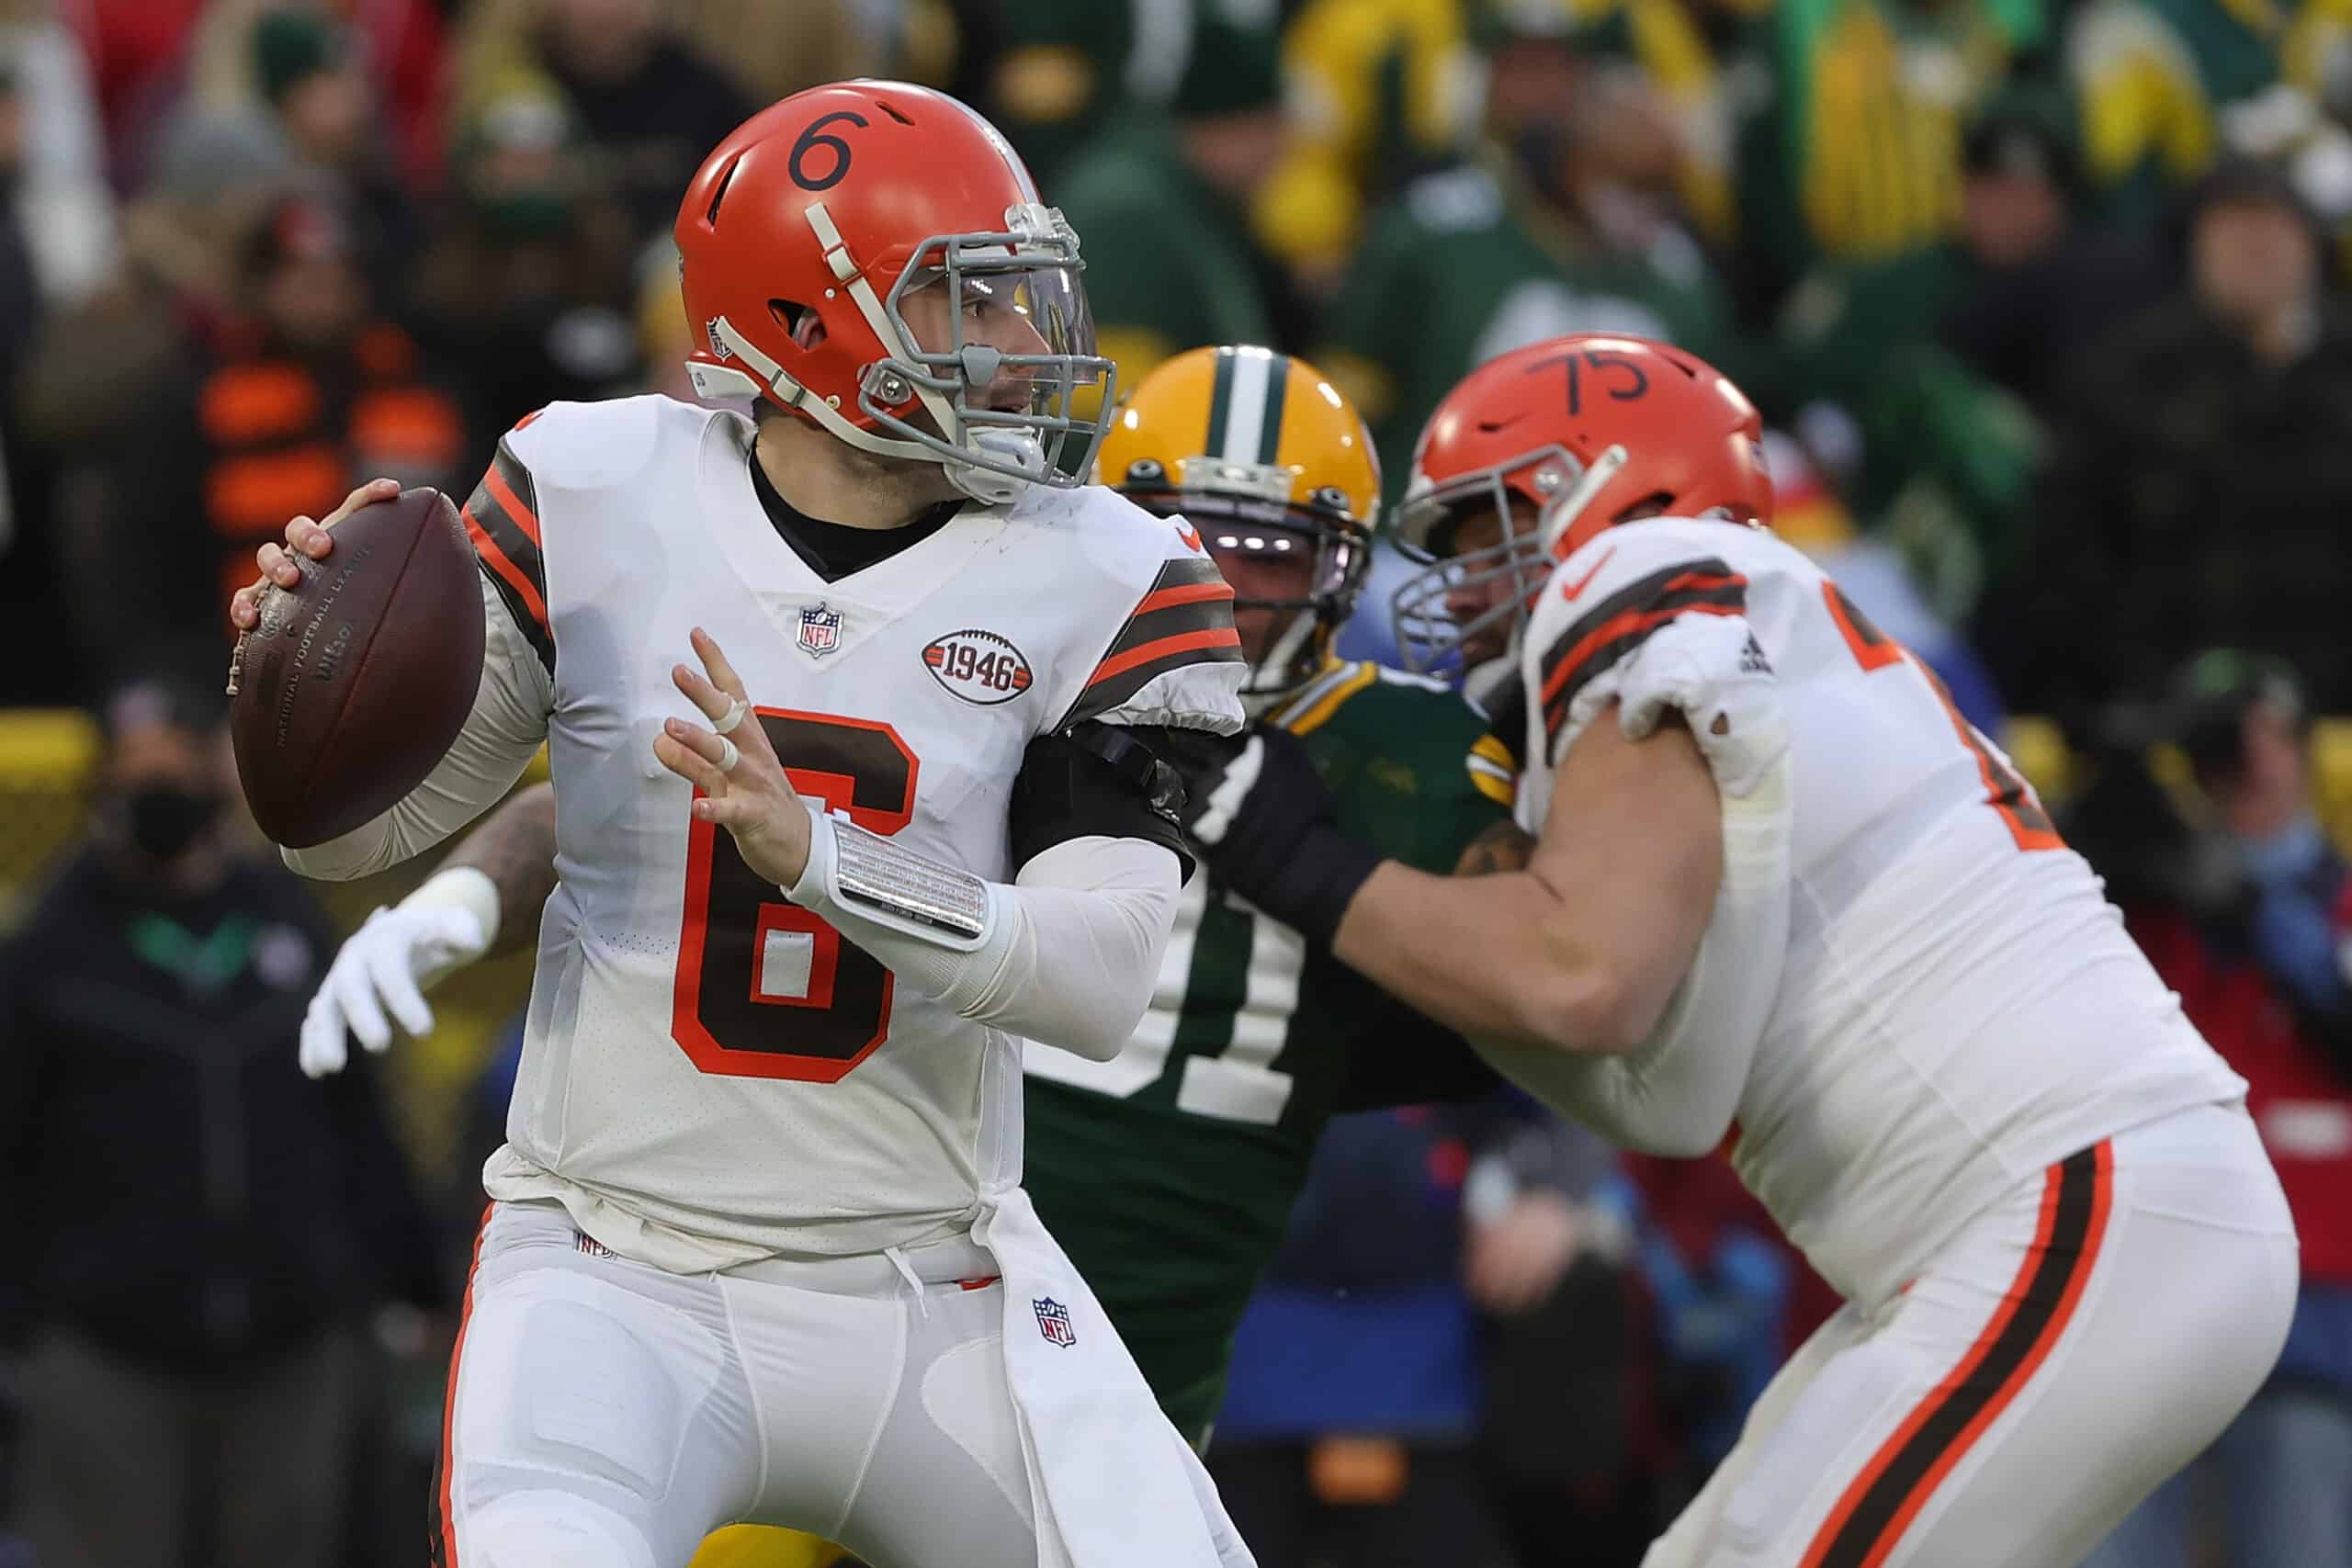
[1022,661,1518,1444]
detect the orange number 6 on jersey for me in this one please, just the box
[1822,582,2064,852]
[672,710,919,1081]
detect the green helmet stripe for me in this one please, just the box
[1204,346,1237,461]
[1255,353,1290,466]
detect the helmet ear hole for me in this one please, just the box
[704,152,743,228]
[770,299,823,350]
[1125,457,1167,483]
[1611,491,1678,525]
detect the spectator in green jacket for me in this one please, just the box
[1317,12,1742,499]
[1048,14,1291,399]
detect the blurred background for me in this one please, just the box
[1,1,2350,1565]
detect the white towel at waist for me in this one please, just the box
[972,1185,1256,1568]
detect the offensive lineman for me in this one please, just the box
[1177,333,2299,1567]
[298,346,1529,1457]
[227,85,1253,1568]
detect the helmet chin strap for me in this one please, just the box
[1464,654,1518,717]
[807,200,1039,502]
[952,429,1045,504]
[1250,605,1323,698]
[817,207,979,446]
[948,344,1046,503]
[698,203,1097,506]
[697,312,1041,504]
[1536,443,1631,554]
[695,317,938,465]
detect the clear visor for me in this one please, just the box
[1175,498,1364,611]
[873,209,1116,493]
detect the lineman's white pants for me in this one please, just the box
[1643,1101,2299,1568]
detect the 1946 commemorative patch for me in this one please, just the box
[922,629,1034,705]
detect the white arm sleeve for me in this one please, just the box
[1475,750,1792,1156]
[788,826,1181,1061]
[280,571,555,881]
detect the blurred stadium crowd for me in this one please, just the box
[1,0,2350,1565]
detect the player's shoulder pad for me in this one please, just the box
[1001,480,1189,577]
[499,393,718,492]
[464,397,722,681]
[1525,517,1763,746]
[1269,660,1451,738]
[1029,485,1249,735]
[1272,661,1517,809]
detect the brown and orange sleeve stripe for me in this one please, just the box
[1063,556,1243,727]
[1535,558,1747,739]
[462,434,556,676]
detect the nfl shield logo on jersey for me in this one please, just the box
[797,603,842,659]
[1033,1296,1077,1348]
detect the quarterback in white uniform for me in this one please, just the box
[1177,333,2297,1568]
[229,85,1252,1568]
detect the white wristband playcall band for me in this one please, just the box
[797,804,994,950]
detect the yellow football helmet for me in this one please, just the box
[1094,344,1382,695]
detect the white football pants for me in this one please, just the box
[1642,1100,2299,1568]
[431,1200,1038,1568]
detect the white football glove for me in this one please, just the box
[1564,611,1790,801]
[300,867,501,1077]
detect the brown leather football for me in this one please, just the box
[230,487,485,849]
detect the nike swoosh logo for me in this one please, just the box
[1176,522,1203,552]
[1560,546,1616,602]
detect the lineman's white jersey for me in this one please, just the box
[1512,517,2245,1305]
[452,395,1244,1269]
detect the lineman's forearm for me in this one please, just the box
[1331,861,1613,1055]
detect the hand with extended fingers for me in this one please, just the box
[651,627,814,887]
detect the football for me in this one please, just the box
[230,486,484,849]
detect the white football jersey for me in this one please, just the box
[1514,517,2246,1304]
[458,395,1246,1269]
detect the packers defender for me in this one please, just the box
[297,351,1521,1568]
[1023,344,1518,1443]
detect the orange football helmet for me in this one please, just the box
[1390,334,1771,673]
[675,81,1114,503]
